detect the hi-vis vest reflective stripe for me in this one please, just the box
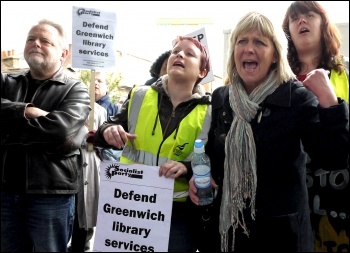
[330,69,349,103]
[121,86,211,202]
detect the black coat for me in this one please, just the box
[203,80,349,252]
[1,70,91,194]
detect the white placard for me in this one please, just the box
[72,6,117,71]
[93,161,174,252]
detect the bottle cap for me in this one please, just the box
[194,139,204,153]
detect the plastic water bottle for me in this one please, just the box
[191,139,213,206]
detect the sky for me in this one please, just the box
[1,1,349,78]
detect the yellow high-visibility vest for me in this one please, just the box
[330,69,349,103]
[121,86,211,202]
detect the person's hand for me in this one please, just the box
[25,106,49,119]
[303,68,338,108]
[189,176,218,205]
[103,124,137,149]
[159,160,187,179]
[189,176,199,205]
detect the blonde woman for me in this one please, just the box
[189,12,349,252]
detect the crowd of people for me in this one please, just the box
[1,1,348,252]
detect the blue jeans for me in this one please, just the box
[101,148,122,161]
[1,191,75,252]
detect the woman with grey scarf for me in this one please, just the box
[189,12,349,252]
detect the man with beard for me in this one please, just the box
[1,19,91,252]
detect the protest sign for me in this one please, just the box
[72,6,117,70]
[93,161,174,252]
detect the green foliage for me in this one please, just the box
[107,72,123,104]
[79,70,123,104]
[79,70,91,87]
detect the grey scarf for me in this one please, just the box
[219,70,279,251]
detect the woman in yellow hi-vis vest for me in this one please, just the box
[89,36,211,252]
[282,2,349,252]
